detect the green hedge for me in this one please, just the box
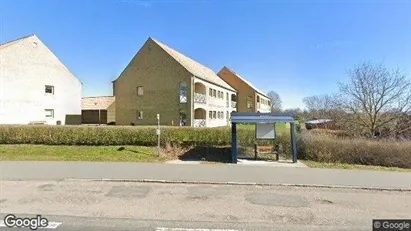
[0,125,291,152]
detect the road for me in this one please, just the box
[1,180,410,231]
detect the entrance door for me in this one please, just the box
[179,111,187,126]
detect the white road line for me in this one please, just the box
[155,228,238,231]
[0,220,62,229]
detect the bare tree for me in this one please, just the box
[303,94,336,112]
[338,61,411,138]
[267,91,282,112]
[302,93,342,120]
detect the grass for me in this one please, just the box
[1,144,410,173]
[0,145,167,162]
[302,160,411,173]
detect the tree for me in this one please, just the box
[338,61,411,138]
[302,93,342,120]
[267,91,282,112]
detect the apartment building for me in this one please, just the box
[113,37,237,127]
[217,66,272,113]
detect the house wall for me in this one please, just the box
[193,78,236,127]
[0,35,82,125]
[107,101,116,123]
[217,67,272,113]
[255,92,272,113]
[114,38,193,126]
[217,67,256,112]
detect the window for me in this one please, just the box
[247,96,252,108]
[179,82,187,103]
[45,109,54,118]
[209,88,213,96]
[209,111,212,119]
[137,110,143,120]
[213,89,216,97]
[212,111,216,119]
[45,85,54,94]
[137,86,143,96]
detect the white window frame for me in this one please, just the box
[179,82,187,103]
[137,86,143,96]
[45,109,54,118]
[45,85,54,94]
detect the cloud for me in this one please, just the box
[119,0,152,8]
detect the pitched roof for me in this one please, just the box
[149,38,236,92]
[82,96,115,110]
[0,34,36,50]
[220,66,269,98]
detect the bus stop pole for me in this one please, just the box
[231,122,237,164]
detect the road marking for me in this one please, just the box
[0,220,62,229]
[155,228,238,231]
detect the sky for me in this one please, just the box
[1,0,410,109]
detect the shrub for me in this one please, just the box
[0,125,291,151]
[298,131,411,168]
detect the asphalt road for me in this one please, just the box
[1,161,411,190]
[1,180,410,231]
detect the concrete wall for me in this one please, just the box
[0,35,82,125]
[114,38,193,126]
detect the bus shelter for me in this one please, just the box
[230,112,298,164]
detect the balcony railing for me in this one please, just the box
[194,119,206,127]
[231,101,237,108]
[257,102,272,112]
[194,93,206,104]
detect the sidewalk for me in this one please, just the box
[1,161,410,190]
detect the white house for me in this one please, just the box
[0,34,82,125]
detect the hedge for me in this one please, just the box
[0,125,292,152]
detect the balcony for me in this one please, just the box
[231,101,237,108]
[194,93,206,104]
[194,119,206,127]
[257,102,272,113]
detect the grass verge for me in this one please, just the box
[301,160,411,173]
[0,145,167,162]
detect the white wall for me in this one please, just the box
[193,78,236,127]
[0,35,82,125]
[256,93,272,113]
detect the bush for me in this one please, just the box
[298,131,411,168]
[0,125,291,151]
